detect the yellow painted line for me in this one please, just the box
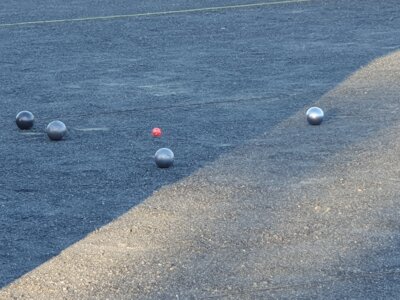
[0,0,310,28]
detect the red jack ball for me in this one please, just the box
[152,127,162,137]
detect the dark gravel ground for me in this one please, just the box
[1,0,400,298]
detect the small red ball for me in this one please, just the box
[152,127,162,137]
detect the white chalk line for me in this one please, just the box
[73,127,110,132]
[0,0,310,28]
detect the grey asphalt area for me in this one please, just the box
[1,0,400,298]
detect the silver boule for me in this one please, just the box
[16,111,34,130]
[46,120,67,140]
[155,148,174,168]
[306,107,324,125]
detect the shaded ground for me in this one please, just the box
[1,0,400,298]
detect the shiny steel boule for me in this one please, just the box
[306,107,324,125]
[46,120,67,140]
[155,148,174,168]
[16,111,34,130]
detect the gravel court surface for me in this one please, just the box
[2,49,400,299]
[1,0,400,298]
